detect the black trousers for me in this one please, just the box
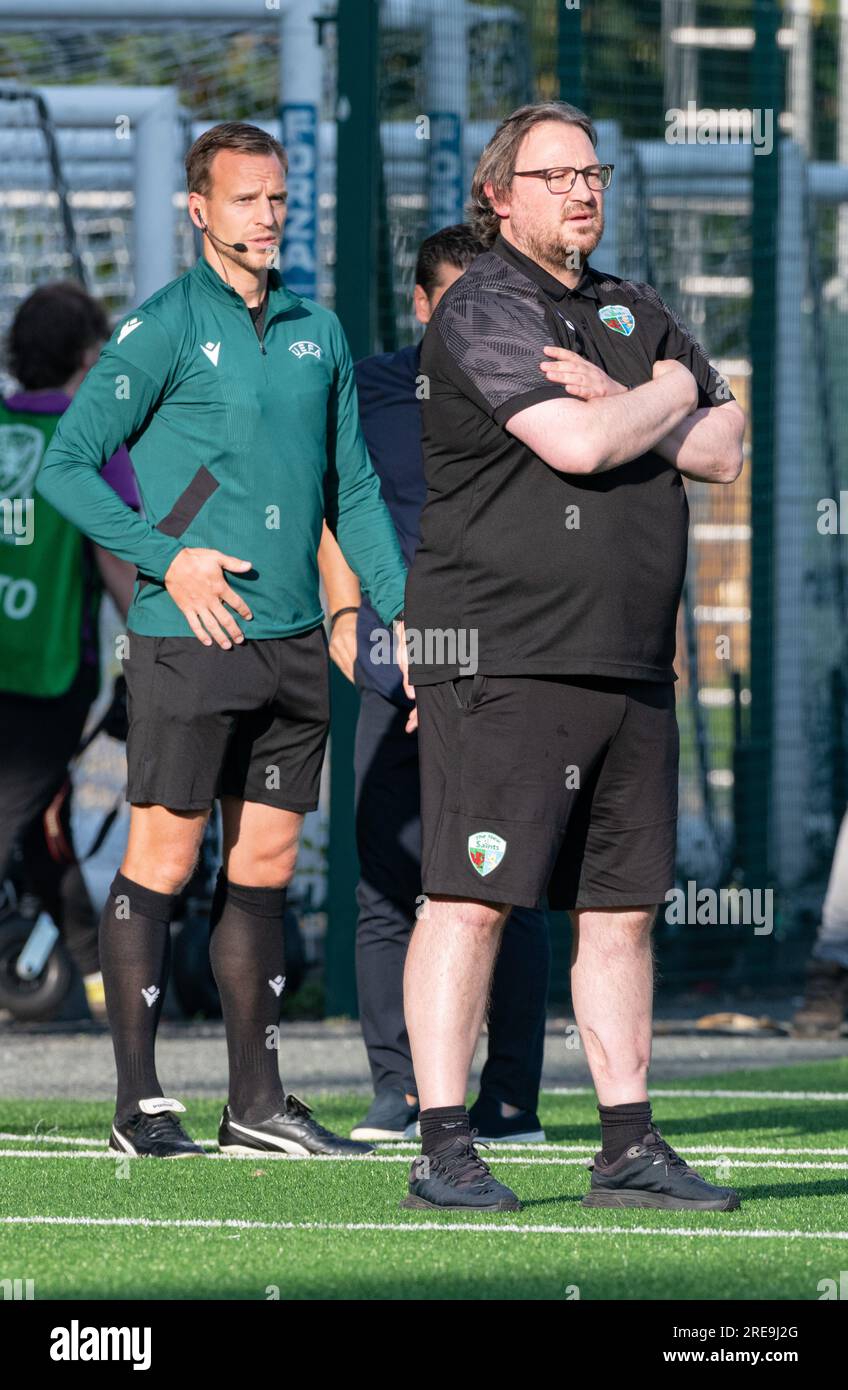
[353,686,551,1113]
[0,660,102,977]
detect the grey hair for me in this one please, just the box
[467,101,597,248]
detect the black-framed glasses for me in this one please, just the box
[512,164,614,194]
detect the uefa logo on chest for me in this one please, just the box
[289,340,322,360]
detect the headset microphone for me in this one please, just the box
[196,213,248,253]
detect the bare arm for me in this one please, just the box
[651,399,745,484]
[318,519,362,613]
[506,359,699,475]
[537,347,744,485]
[317,519,361,683]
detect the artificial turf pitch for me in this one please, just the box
[1,1059,846,1300]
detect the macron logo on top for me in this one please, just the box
[117,317,142,345]
[200,341,221,367]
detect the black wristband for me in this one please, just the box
[329,605,359,631]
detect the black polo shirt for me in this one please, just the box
[403,231,734,684]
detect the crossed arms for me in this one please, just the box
[508,349,744,484]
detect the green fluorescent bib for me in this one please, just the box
[0,402,83,696]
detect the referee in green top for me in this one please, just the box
[36,122,408,1159]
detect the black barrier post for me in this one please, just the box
[557,0,583,108]
[741,0,781,892]
[325,0,380,1018]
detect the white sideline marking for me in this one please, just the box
[1,1214,847,1241]
[5,1132,848,1158]
[378,1142,848,1157]
[2,1147,848,1171]
[548,1087,848,1102]
[0,1133,110,1146]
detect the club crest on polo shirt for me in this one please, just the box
[468,831,506,877]
[598,304,635,336]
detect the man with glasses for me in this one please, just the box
[399,101,746,1213]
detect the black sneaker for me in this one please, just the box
[468,1092,545,1144]
[400,1130,522,1212]
[108,1097,205,1159]
[218,1092,375,1157]
[581,1123,740,1211]
[351,1087,419,1141]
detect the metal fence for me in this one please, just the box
[0,0,845,998]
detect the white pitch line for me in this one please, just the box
[0,1132,106,1146]
[6,1132,848,1158]
[376,1142,848,1157]
[547,1087,848,1102]
[1,1214,847,1241]
[2,1147,848,1171]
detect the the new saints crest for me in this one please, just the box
[598,304,635,336]
[468,831,507,877]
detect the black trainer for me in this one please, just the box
[400,1130,522,1212]
[108,1097,205,1159]
[468,1092,545,1144]
[351,1087,420,1141]
[581,1123,741,1211]
[218,1092,375,1157]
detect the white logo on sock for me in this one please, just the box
[268,975,286,997]
[141,986,160,1008]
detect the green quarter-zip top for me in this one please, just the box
[36,256,408,637]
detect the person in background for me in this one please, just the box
[0,282,139,1022]
[318,225,552,1144]
[791,806,848,1037]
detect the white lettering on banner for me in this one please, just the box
[280,104,317,298]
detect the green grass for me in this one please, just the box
[2,1060,847,1300]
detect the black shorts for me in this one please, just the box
[123,625,330,812]
[416,673,679,911]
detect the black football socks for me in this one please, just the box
[598,1099,653,1164]
[420,1105,471,1156]
[99,870,177,1124]
[209,868,288,1125]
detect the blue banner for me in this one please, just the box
[427,112,463,234]
[280,103,318,300]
